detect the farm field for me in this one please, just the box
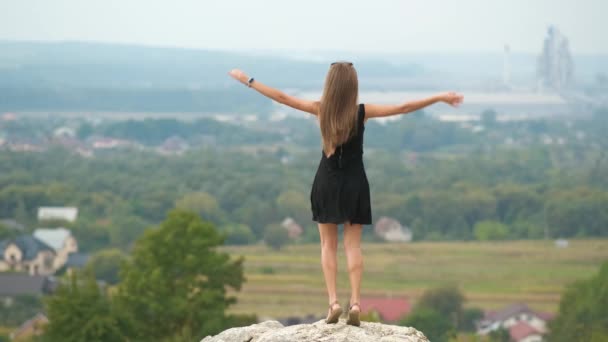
[221,239,608,320]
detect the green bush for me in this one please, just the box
[474,221,509,241]
[548,261,608,341]
[263,224,289,250]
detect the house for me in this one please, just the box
[281,217,303,239]
[10,313,49,341]
[8,141,45,152]
[65,253,89,268]
[478,303,553,338]
[374,217,412,242]
[53,126,76,138]
[0,236,56,275]
[554,239,569,248]
[157,136,189,155]
[2,112,17,121]
[89,136,138,150]
[33,228,79,270]
[37,206,78,222]
[1,228,79,275]
[360,296,411,323]
[0,274,56,303]
[52,135,93,157]
[61,252,90,275]
[509,321,544,342]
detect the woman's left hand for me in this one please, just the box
[228,69,249,85]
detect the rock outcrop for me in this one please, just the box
[201,319,429,342]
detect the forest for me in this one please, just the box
[1,91,607,342]
[1,108,607,252]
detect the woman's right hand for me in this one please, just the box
[228,69,249,85]
[438,92,464,107]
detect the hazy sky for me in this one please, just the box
[0,0,605,54]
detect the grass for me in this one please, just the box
[220,239,608,319]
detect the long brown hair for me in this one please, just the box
[318,61,359,155]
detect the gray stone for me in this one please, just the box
[200,320,284,342]
[201,319,429,342]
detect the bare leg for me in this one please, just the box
[318,223,340,312]
[343,222,363,312]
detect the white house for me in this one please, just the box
[33,228,79,270]
[281,217,303,239]
[477,303,554,341]
[53,126,76,138]
[37,207,78,222]
[373,217,412,242]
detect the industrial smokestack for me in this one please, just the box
[503,44,511,87]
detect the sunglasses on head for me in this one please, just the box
[331,61,353,66]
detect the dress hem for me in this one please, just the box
[312,217,372,225]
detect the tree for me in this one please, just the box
[460,307,484,332]
[0,294,43,327]
[264,223,290,250]
[544,189,608,238]
[493,184,542,224]
[43,271,128,342]
[14,197,28,226]
[548,261,608,341]
[221,224,257,245]
[474,221,509,241]
[116,209,248,340]
[174,192,226,225]
[457,188,497,230]
[76,122,94,140]
[0,224,15,240]
[488,327,510,342]
[415,285,464,328]
[85,248,127,285]
[276,190,309,224]
[400,307,454,342]
[412,191,470,240]
[106,214,149,248]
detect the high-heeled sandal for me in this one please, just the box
[346,302,361,326]
[325,300,343,324]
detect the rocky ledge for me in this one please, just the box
[201,319,429,342]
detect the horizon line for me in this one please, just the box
[2,38,607,57]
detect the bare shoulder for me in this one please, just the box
[362,103,376,123]
[312,101,321,115]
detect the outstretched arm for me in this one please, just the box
[365,92,463,119]
[228,69,318,115]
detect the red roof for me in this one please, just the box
[360,296,411,322]
[509,321,542,341]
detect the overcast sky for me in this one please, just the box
[0,0,605,54]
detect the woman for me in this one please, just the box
[229,63,463,326]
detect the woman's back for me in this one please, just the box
[311,103,371,225]
[321,103,366,169]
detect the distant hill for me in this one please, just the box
[1,41,605,113]
[0,41,424,112]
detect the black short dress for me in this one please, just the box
[310,103,372,225]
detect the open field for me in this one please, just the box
[221,239,608,320]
